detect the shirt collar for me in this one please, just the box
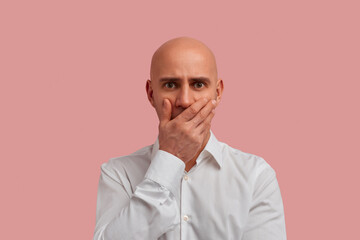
[151,129,223,168]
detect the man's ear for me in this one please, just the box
[216,79,224,103]
[146,79,155,107]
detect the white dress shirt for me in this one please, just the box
[94,130,286,240]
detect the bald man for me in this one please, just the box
[94,37,287,240]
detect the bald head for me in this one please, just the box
[150,37,218,80]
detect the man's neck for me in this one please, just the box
[185,131,211,172]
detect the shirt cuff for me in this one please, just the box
[145,150,185,196]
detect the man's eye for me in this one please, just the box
[194,82,205,89]
[165,82,176,88]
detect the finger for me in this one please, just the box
[197,110,215,134]
[176,98,209,122]
[191,99,217,127]
[159,99,172,125]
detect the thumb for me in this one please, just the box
[159,99,172,124]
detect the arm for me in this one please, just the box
[93,150,185,240]
[242,166,287,240]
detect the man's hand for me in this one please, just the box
[158,98,217,164]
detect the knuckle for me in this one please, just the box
[183,121,191,128]
[183,124,191,133]
[191,133,199,141]
[176,122,183,131]
[189,130,197,138]
[171,121,178,130]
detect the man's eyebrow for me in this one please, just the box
[159,77,211,84]
[189,77,211,84]
[159,77,181,82]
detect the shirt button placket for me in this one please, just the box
[181,173,190,239]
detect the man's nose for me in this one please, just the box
[175,85,193,109]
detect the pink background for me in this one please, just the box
[1,0,359,239]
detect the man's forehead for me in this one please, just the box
[151,63,217,84]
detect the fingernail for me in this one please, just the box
[211,100,216,105]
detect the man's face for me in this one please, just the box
[147,43,223,120]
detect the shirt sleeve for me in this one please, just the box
[93,150,185,240]
[242,163,287,240]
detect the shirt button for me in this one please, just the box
[183,215,189,221]
[184,175,189,181]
